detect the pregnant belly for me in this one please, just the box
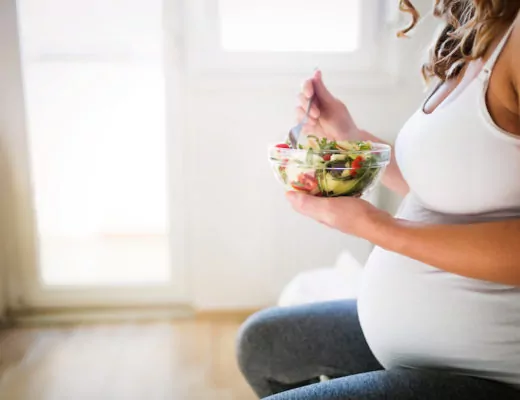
[357,246,520,385]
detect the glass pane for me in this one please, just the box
[17,0,162,58]
[218,0,361,52]
[17,0,170,286]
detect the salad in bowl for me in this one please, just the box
[269,136,391,198]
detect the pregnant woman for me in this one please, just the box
[237,1,520,399]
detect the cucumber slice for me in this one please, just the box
[321,173,359,196]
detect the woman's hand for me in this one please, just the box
[286,191,393,238]
[297,70,361,141]
[297,70,410,197]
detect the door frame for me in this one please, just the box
[0,0,190,311]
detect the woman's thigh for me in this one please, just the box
[263,368,520,400]
[236,300,382,397]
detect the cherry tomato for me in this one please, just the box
[351,156,364,170]
[297,173,318,192]
[350,156,364,176]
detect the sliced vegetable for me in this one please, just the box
[291,181,309,192]
[296,172,319,192]
[278,166,288,183]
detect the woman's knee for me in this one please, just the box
[236,307,281,374]
[236,300,360,375]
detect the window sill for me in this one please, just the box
[184,67,403,93]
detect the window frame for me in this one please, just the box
[180,0,404,89]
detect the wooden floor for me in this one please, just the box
[0,319,256,400]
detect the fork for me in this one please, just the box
[287,95,314,149]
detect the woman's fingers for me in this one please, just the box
[296,106,317,126]
[301,78,314,98]
[297,93,320,119]
[301,124,318,135]
[286,192,334,226]
[295,75,321,134]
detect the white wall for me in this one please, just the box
[185,2,437,310]
[185,89,413,310]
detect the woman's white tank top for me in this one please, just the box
[358,22,520,388]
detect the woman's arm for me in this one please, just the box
[357,130,409,198]
[367,217,520,286]
[287,193,520,286]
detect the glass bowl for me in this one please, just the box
[268,142,391,198]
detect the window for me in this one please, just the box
[17,0,172,287]
[218,0,361,53]
[182,0,397,82]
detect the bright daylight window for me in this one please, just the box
[184,0,383,76]
[218,0,361,52]
[17,0,171,286]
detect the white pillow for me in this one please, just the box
[278,251,363,307]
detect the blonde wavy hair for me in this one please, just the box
[398,0,520,82]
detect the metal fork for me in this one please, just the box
[288,95,314,149]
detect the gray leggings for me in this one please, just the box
[236,300,520,399]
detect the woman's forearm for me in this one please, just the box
[366,216,520,286]
[358,130,409,197]
[381,154,409,197]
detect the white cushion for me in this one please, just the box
[278,251,363,307]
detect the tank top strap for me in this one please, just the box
[481,22,516,76]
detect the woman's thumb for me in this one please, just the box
[313,70,335,105]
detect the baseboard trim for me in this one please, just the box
[195,308,260,321]
[7,305,195,327]
[2,304,265,327]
